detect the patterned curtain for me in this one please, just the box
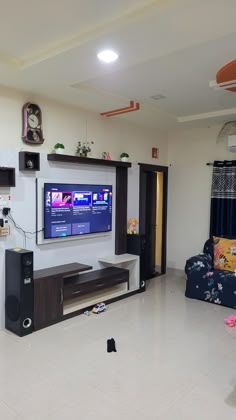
[210,160,236,237]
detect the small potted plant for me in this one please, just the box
[54,143,65,154]
[120,152,129,162]
[76,141,94,157]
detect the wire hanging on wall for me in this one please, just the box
[217,121,236,143]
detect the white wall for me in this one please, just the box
[167,125,234,269]
[0,85,168,163]
[0,86,168,329]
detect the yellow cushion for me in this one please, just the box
[213,236,236,272]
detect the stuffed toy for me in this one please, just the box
[224,315,236,327]
[127,218,139,234]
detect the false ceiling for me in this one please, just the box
[0,0,236,128]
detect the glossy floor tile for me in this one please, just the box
[0,269,236,419]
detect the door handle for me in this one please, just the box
[60,288,63,305]
[72,290,81,295]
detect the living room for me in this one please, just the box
[0,1,236,419]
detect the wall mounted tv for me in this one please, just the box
[44,183,112,239]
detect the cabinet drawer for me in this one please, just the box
[63,282,92,300]
[64,271,129,300]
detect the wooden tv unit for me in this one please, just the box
[33,262,129,331]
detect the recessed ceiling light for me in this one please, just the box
[97,49,119,63]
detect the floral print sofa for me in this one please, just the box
[185,239,236,309]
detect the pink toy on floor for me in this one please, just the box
[224,315,236,327]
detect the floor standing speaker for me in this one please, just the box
[5,248,34,336]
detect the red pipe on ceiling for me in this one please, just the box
[100,100,140,117]
[104,102,140,117]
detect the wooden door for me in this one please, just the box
[34,276,63,330]
[145,171,157,278]
[139,163,168,278]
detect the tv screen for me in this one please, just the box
[44,183,112,239]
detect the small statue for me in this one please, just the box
[102,152,111,160]
[127,218,139,234]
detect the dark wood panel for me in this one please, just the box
[145,172,157,277]
[19,151,40,171]
[115,167,128,255]
[34,262,92,280]
[47,153,131,168]
[64,267,129,299]
[0,167,15,187]
[34,277,63,330]
[161,168,168,274]
[64,267,128,286]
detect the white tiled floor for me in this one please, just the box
[1,269,236,419]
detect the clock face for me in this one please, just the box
[28,114,39,129]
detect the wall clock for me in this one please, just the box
[22,103,44,144]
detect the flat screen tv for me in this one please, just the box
[44,183,112,239]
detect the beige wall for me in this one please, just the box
[167,125,234,269]
[0,85,168,165]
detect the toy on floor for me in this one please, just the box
[107,338,117,352]
[92,302,107,314]
[224,315,236,327]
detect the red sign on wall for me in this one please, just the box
[152,148,159,159]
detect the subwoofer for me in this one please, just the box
[5,248,34,336]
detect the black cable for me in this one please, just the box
[6,213,44,236]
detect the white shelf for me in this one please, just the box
[98,253,139,265]
[98,253,140,292]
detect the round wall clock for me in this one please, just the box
[22,103,44,144]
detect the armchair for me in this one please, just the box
[185,239,236,308]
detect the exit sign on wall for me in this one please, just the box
[152,148,159,159]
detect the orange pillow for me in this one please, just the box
[213,236,236,272]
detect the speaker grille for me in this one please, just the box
[5,295,20,322]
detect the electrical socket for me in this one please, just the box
[0,226,10,236]
[0,195,11,210]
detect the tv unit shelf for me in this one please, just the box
[34,262,92,281]
[63,266,129,300]
[99,253,140,292]
[19,151,40,171]
[34,262,92,331]
[47,153,131,168]
[63,283,128,315]
[0,167,15,187]
[33,263,129,331]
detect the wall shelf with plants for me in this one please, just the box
[47,154,131,168]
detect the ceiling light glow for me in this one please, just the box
[97,50,119,63]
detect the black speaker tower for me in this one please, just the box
[5,249,34,336]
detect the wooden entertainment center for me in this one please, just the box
[4,153,140,335]
[34,261,132,331]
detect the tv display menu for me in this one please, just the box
[44,183,112,239]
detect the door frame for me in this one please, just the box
[139,163,168,275]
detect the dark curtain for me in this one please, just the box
[210,160,236,237]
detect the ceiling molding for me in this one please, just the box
[177,108,236,123]
[13,0,174,69]
[70,81,129,100]
[0,53,24,69]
